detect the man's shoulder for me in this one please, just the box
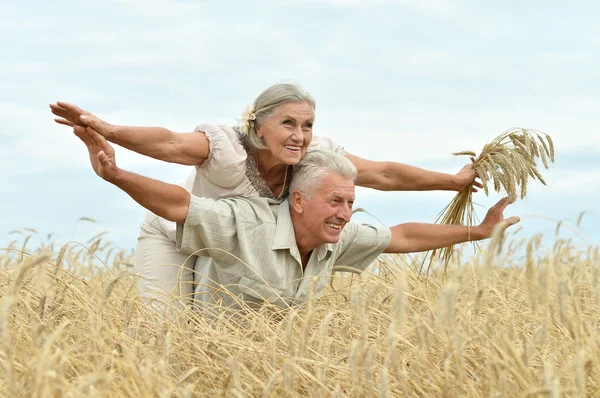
[214,195,278,223]
[338,222,392,249]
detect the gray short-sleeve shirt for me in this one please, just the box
[176,195,391,309]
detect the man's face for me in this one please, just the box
[297,172,356,245]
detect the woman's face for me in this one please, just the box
[256,101,314,165]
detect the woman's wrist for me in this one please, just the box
[106,124,121,142]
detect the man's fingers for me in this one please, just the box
[97,151,117,181]
[73,125,93,147]
[87,127,102,136]
[507,216,520,226]
[98,151,113,168]
[473,181,484,189]
[87,126,108,144]
[87,126,115,155]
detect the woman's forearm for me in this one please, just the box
[53,102,208,165]
[347,153,461,192]
[110,125,202,165]
[375,161,459,191]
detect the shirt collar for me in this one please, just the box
[272,200,334,261]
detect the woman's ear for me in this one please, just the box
[255,123,263,138]
[290,190,304,214]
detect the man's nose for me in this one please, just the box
[337,204,351,222]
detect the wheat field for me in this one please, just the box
[1,229,599,397]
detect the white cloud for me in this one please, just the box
[291,0,463,14]
[112,0,205,18]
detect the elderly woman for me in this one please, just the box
[51,83,480,308]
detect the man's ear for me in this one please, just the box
[291,190,304,214]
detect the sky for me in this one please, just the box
[1,0,599,256]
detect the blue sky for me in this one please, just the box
[1,0,599,254]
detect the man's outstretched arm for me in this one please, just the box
[384,197,520,253]
[73,125,190,223]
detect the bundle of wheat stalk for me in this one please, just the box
[422,127,555,276]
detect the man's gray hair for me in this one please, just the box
[290,150,357,199]
[247,83,316,150]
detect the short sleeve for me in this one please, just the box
[308,135,345,155]
[193,124,247,188]
[333,223,391,273]
[176,195,239,257]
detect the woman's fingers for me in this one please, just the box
[50,102,91,125]
[79,114,113,138]
[54,118,75,127]
[56,101,85,115]
[49,104,72,120]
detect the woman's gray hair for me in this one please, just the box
[247,83,316,150]
[290,150,357,199]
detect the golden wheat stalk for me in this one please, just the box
[421,127,555,277]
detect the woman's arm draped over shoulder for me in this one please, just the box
[346,152,481,192]
[50,102,210,166]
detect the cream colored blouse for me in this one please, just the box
[158,124,343,240]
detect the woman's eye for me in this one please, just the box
[283,120,293,125]
[303,123,313,129]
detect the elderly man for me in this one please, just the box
[76,127,519,310]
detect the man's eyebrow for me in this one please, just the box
[330,193,355,201]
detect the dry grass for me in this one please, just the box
[425,128,555,276]
[1,229,599,397]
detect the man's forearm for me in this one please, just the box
[111,169,190,223]
[385,222,487,253]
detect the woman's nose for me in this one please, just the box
[291,126,303,142]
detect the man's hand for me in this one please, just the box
[454,164,484,192]
[477,197,521,238]
[51,102,115,140]
[73,125,119,182]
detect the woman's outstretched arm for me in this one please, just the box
[346,152,483,192]
[50,102,209,166]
